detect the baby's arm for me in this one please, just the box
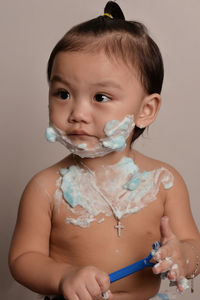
[9,172,111,299]
[152,166,200,291]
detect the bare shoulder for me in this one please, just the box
[134,149,189,199]
[23,155,72,201]
[134,150,185,182]
[18,155,72,221]
[16,155,73,222]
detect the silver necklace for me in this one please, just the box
[73,155,124,237]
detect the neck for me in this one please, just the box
[72,145,134,172]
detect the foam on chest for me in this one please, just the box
[55,157,174,228]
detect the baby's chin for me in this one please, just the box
[67,136,100,150]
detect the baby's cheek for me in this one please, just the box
[49,110,67,129]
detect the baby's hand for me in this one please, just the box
[59,265,112,300]
[152,216,189,292]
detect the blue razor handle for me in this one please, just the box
[109,241,161,283]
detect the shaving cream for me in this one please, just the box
[54,156,174,228]
[45,115,135,158]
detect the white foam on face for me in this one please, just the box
[54,156,174,227]
[45,115,135,158]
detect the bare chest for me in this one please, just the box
[50,196,164,270]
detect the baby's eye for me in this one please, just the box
[94,94,111,103]
[55,89,70,100]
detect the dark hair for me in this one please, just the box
[47,1,164,143]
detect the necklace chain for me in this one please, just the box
[72,154,125,237]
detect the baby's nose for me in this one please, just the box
[68,101,91,123]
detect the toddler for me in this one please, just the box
[9,2,200,300]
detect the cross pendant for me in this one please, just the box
[114,220,124,237]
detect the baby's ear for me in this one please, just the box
[135,93,161,128]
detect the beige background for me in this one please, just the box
[0,0,199,299]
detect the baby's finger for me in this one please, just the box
[96,272,110,293]
[154,245,172,261]
[102,290,112,299]
[167,269,177,281]
[66,291,80,300]
[86,279,101,299]
[77,286,93,300]
[169,264,182,282]
[153,257,173,274]
[160,216,175,243]
[177,277,189,293]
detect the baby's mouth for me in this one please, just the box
[68,129,92,138]
[68,129,98,140]
[68,133,95,140]
[69,129,89,135]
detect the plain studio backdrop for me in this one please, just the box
[0,0,199,299]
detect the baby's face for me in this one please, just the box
[48,50,146,149]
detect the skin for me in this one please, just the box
[9,51,200,300]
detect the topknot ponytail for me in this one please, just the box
[104,1,125,20]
